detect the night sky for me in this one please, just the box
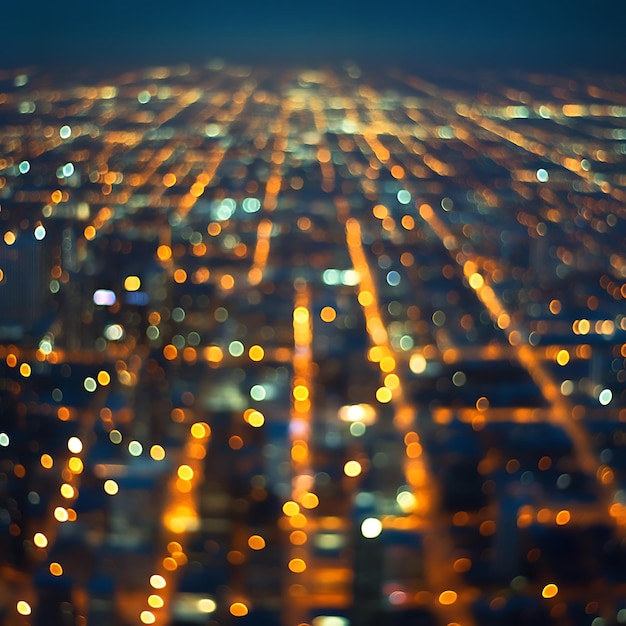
[2,0,625,71]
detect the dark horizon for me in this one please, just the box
[2,0,625,73]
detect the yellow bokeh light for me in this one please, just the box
[33,532,48,548]
[391,164,405,179]
[549,299,562,315]
[358,291,374,306]
[177,465,194,481]
[54,507,69,522]
[104,479,119,495]
[290,513,307,528]
[320,306,337,322]
[401,215,415,230]
[407,441,422,459]
[542,583,558,598]
[16,601,31,616]
[190,182,205,197]
[301,492,319,509]
[291,442,308,463]
[438,590,458,605]
[293,385,309,401]
[376,387,392,403]
[198,598,216,613]
[49,562,63,576]
[163,344,178,360]
[248,345,264,361]
[204,345,223,363]
[60,483,75,499]
[379,356,396,373]
[497,313,510,329]
[150,575,166,589]
[290,530,307,545]
[162,173,177,187]
[57,406,70,421]
[288,558,306,573]
[409,353,427,374]
[167,541,182,553]
[384,373,400,389]
[150,445,166,460]
[468,272,484,289]
[283,501,300,517]
[207,222,221,236]
[344,460,362,477]
[124,275,141,291]
[294,306,309,324]
[248,535,266,550]
[369,346,383,362]
[229,602,249,617]
[157,244,172,261]
[556,349,570,366]
[97,370,111,385]
[373,204,388,219]
[555,510,571,525]
[140,610,156,624]
[247,410,265,427]
[163,556,178,571]
[40,454,53,469]
[148,594,164,608]
[67,436,83,454]
[190,422,209,438]
[68,457,83,473]
[174,268,187,283]
[220,274,235,290]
